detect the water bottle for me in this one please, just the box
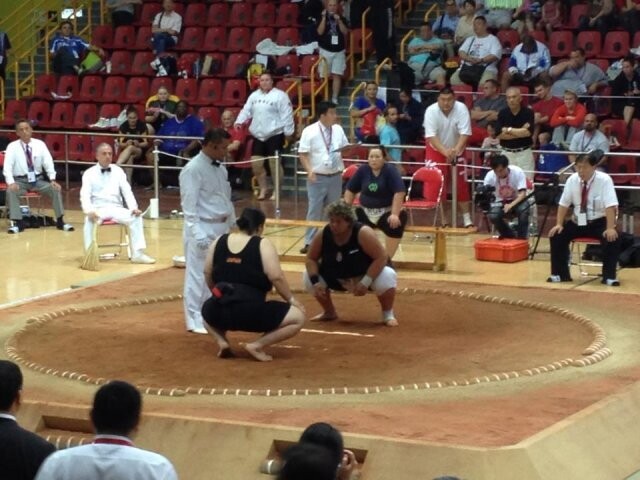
[193,59,201,79]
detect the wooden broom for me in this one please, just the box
[80,222,100,271]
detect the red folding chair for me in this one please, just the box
[403,167,445,227]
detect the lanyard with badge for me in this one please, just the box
[328,15,339,46]
[24,144,37,184]
[320,123,335,169]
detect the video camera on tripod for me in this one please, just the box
[474,184,496,212]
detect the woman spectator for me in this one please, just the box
[454,0,477,47]
[117,106,149,186]
[144,86,179,135]
[343,146,407,260]
[202,207,305,362]
[610,56,640,129]
[349,81,386,143]
[395,88,424,145]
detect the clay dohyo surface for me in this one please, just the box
[6,268,640,447]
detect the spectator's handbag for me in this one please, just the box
[79,51,104,75]
[458,38,486,86]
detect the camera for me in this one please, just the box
[474,184,496,211]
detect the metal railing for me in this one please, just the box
[348,81,367,141]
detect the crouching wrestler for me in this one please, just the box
[201,207,306,361]
[303,200,399,327]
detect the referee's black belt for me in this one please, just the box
[315,171,342,177]
[14,174,43,179]
[501,146,531,153]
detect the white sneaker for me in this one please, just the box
[188,327,208,335]
[156,65,168,77]
[131,253,156,264]
[150,58,161,70]
[89,117,110,128]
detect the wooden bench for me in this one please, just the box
[265,218,476,272]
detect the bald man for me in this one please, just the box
[496,87,535,179]
[568,114,610,164]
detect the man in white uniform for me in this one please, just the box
[298,100,350,254]
[235,72,295,200]
[35,381,178,480]
[179,128,235,334]
[80,143,155,264]
[423,86,474,227]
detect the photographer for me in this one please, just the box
[483,154,529,239]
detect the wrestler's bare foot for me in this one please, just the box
[384,318,399,327]
[245,343,273,362]
[311,311,338,321]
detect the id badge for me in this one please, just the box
[331,35,339,45]
[577,212,587,226]
[27,171,37,183]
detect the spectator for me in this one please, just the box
[49,21,105,76]
[220,109,246,162]
[278,443,337,480]
[481,121,501,153]
[407,22,446,87]
[3,119,74,234]
[549,48,608,98]
[578,0,618,37]
[537,0,562,37]
[550,90,587,149]
[454,0,477,47]
[34,381,178,480]
[106,0,141,27]
[501,35,551,92]
[149,0,182,76]
[316,0,349,104]
[379,106,403,172]
[144,86,179,135]
[155,100,204,187]
[484,0,515,29]
[531,76,563,146]
[432,0,460,57]
[610,56,640,128]
[568,113,610,164]
[451,16,502,88]
[395,87,425,145]
[0,29,11,81]
[547,152,620,286]
[496,86,535,179]
[235,72,295,201]
[470,78,507,144]
[370,0,396,63]
[349,81,386,143]
[299,423,359,480]
[117,106,149,186]
[621,0,640,37]
[0,360,55,480]
[511,0,541,35]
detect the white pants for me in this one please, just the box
[183,222,229,331]
[503,148,534,180]
[302,266,397,296]
[83,206,146,253]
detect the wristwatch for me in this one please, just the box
[507,127,513,133]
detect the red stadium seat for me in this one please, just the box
[206,3,229,26]
[223,27,251,53]
[177,52,200,74]
[0,100,27,127]
[175,26,204,52]
[72,103,98,129]
[101,76,127,104]
[77,76,104,102]
[228,2,252,26]
[27,101,51,128]
[197,106,221,127]
[45,134,66,160]
[134,26,152,51]
[201,27,226,52]
[276,3,299,27]
[68,135,93,161]
[276,28,300,47]
[567,4,589,30]
[113,26,136,50]
[109,50,133,76]
[135,3,162,26]
[623,119,640,151]
[601,118,628,148]
[252,3,276,26]
[91,25,113,50]
[576,31,601,58]
[183,3,207,27]
[125,77,151,105]
[251,27,275,52]
[55,75,80,98]
[48,102,74,129]
[588,58,609,73]
[548,31,574,58]
[131,51,156,77]
[32,74,57,99]
[528,30,546,44]
[496,29,520,54]
[600,31,630,59]
[275,54,300,77]
[223,53,250,78]
[275,78,299,102]
[220,79,248,107]
[174,78,199,104]
[193,78,222,106]
[201,52,225,76]
[608,155,637,184]
[149,77,175,97]
[452,84,473,109]
[300,54,320,77]
[98,104,123,123]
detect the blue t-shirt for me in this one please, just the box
[157,115,205,155]
[379,124,401,163]
[346,163,405,209]
[49,35,89,58]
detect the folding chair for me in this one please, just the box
[403,167,444,227]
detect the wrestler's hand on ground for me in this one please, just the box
[387,214,401,228]
[353,283,368,296]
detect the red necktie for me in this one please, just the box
[580,181,588,213]
[25,145,34,172]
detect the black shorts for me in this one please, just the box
[355,208,407,239]
[202,298,290,333]
[251,133,285,158]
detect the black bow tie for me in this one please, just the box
[211,160,221,167]
[101,167,111,173]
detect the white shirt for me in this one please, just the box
[80,163,137,214]
[483,165,527,202]
[34,435,177,480]
[569,129,610,155]
[3,138,56,184]
[559,170,618,221]
[298,121,349,174]
[235,88,295,141]
[179,151,235,243]
[423,100,472,148]
[459,34,503,72]
[152,10,182,42]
